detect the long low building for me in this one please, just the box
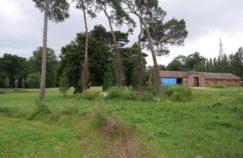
[160,71,241,87]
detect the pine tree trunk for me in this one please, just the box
[136,20,144,89]
[140,17,161,92]
[39,0,49,102]
[104,9,123,87]
[81,7,89,92]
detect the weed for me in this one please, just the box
[28,104,51,120]
[155,128,169,137]
[92,106,135,139]
[58,105,79,115]
[210,84,225,88]
[80,91,100,100]
[0,106,18,116]
[107,87,156,101]
[163,85,192,102]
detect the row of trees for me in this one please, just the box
[0,34,147,90]
[0,48,59,88]
[32,0,188,102]
[1,46,242,89]
[166,48,243,79]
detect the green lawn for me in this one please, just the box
[0,88,242,158]
[0,116,84,158]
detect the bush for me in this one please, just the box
[80,91,100,100]
[107,87,128,99]
[139,91,154,101]
[210,84,225,88]
[143,85,159,96]
[163,85,192,102]
[26,72,40,88]
[106,87,156,101]
[107,87,138,100]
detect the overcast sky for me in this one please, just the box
[0,0,243,66]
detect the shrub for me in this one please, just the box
[107,87,140,100]
[210,83,225,88]
[80,91,100,100]
[106,87,156,101]
[143,85,159,96]
[107,87,128,99]
[140,91,154,101]
[163,85,192,102]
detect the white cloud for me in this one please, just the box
[0,0,243,66]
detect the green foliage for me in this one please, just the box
[121,44,147,87]
[148,13,188,56]
[107,87,135,100]
[58,27,113,92]
[143,84,160,96]
[166,48,243,80]
[167,55,187,71]
[210,83,225,89]
[28,47,59,87]
[32,0,70,23]
[0,115,84,157]
[80,91,100,100]
[26,72,41,88]
[0,54,28,88]
[106,88,243,158]
[0,88,243,157]
[155,128,169,137]
[139,91,154,101]
[55,105,79,116]
[28,104,51,120]
[92,106,135,139]
[58,75,69,95]
[0,106,19,116]
[103,67,113,90]
[95,0,135,28]
[185,52,206,71]
[107,87,155,101]
[229,47,243,79]
[163,85,192,102]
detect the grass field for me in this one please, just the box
[0,87,242,158]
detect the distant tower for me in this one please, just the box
[219,38,225,59]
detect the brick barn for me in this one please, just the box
[160,71,241,87]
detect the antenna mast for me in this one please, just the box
[219,38,225,59]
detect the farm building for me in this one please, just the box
[160,71,241,87]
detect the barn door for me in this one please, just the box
[194,77,200,87]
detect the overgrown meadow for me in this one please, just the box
[0,87,242,158]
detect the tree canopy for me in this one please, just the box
[33,0,70,22]
[28,47,59,87]
[0,54,28,88]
